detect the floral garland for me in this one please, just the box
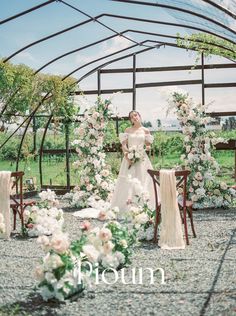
[168,92,236,208]
[68,97,114,208]
[24,189,64,237]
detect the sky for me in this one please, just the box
[0,0,235,125]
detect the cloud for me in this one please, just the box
[16,51,37,63]
[75,36,132,65]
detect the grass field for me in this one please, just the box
[0,150,235,189]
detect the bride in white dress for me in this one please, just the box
[110,111,155,214]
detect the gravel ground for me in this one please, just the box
[0,206,236,316]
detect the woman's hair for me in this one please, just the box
[128,110,142,125]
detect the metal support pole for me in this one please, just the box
[33,116,37,161]
[98,69,101,95]
[201,52,205,105]
[116,116,119,135]
[65,122,70,191]
[132,54,136,110]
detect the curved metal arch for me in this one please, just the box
[111,0,236,37]
[104,13,236,45]
[3,15,100,62]
[4,11,235,65]
[0,92,52,149]
[1,27,234,118]
[1,25,234,118]
[39,115,53,188]
[201,0,236,19]
[34,28,236,75]
[62,40,157,80]
[60,0,236,44]
[76,46,156,85]
[0,0,56,25]
[75,40,235,86]
[76,40,206,86]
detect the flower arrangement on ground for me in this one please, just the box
[36,231,93,301]
[24,189,64,237]
[168,92,236,208]
[82,220,136,270]
[127,178,155,240]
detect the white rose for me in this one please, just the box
[101,181,108,190]
[103,241,114,254]
[82,244,100,263]
[119,239,128,248]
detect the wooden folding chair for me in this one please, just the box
[10,171,36,230]
[147,169,197,245]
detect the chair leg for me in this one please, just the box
[153,208,160,243]
[12,208,17,230]
[183,206,189,245]
[187,207,197,238]
[19,207,25,229]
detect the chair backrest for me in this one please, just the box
[10,171,24,210]
[147,169,191,209]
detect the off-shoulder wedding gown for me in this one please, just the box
[73,132,155,219]
[110,132,155,214]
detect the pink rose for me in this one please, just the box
[51,233,70,254]
[99,227,112,242]
[98,211,107,221]
[80,220,91,231]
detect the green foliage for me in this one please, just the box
[0,59,78,122]
[153,132,184,156]
[0,137,21,160]
[176,33,236,65]
[119,120,130,132]
[104,120,118,145]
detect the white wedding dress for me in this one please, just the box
[73,131,156,219]
[110,132,155,215]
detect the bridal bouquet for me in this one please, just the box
[127,145,145,169]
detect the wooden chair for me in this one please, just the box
[147,169,197,245]
[10,171,36,230]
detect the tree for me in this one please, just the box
[156,119,161,128]
[0,59,78,122]
[142,120,152,128]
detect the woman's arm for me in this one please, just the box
[144,128,152,151]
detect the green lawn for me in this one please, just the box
[0,150,235,189]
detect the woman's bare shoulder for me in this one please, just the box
[142,127,150,134]
[125,127,132,133]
